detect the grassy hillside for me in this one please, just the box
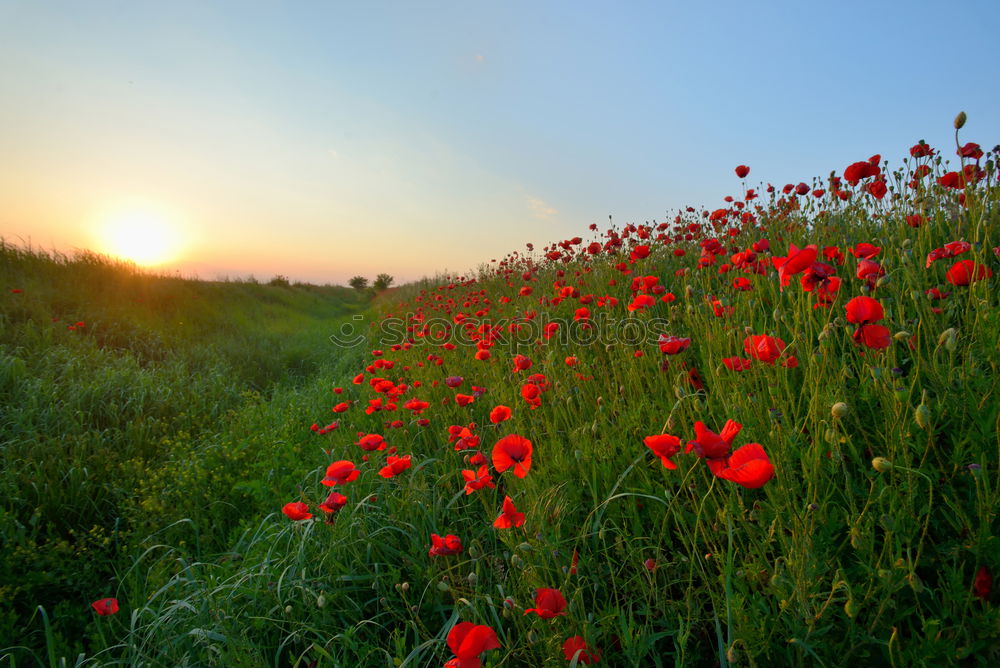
[0,244,367,658]
[4,132,1000,667]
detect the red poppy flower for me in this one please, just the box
[845,296,884,324]
[490,405,512,424]
[428,533,463,557]
[521,383,542,409]
[563,636,600,664]
[379,455,412,478]
[852,324,891,349]
[958,142,983,160]
[282,501,312,521]
[627,294,657,312]
[91,597,119,616]
[524,588,567,618]
[644,433,681,470]
[946,260,992,286]
[493,495,525,528]
[773,244,817,287]
[512,354,533,372]
[455,393,475,407]
[850,243,881,259]
[462,465,495,494]
[686,420,742,460]
[974,566,992,601]
[735,165,750,178]
[404,398,430,414]
[713,443,774,488]
[844,160,880,185]
[492,434,532,478]
[357,434,386,451]
[319,491,348,513]
[867,180,888,199]
[743,334,789,365]
[332,401,351,413]
[445,622,500,668]
[722,356,753,371]
[322,460,360,486]
[657,335,691,355]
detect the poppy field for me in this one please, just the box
[4,117,1000,666]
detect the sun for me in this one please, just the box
[100,209,180,266]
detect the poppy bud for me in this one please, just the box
[726,645,739,663]
[831,402,849,419]
[436,581,450,592]
[872,457,893,473]
[511,554,525,568]
[844,597,859,618]
[876,275,891,288]
[517,542,533,552]
[316,594,327,608]
[914,403,932,430]
[466,572,478,586]
[954,111,967,130]
[401,582,409,592]
[284,605,293,614]
[938,327,958,351]
[893,331,911,341]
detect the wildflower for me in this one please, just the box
[428,533,463,557]
[445,622,500,668]
[524,588,567,618]
[494,496,526,528]
[282,502,312,521]
[319,491,348,514]
[735,165,750,178]
[845,296,884,324]
[490,405,512,424]
[357,433,386,451]
[563,636,601,664]
[974,566,992,601]
[852,324,891,349]
[713,443,775,488]
[686,420,742,460]
[644,433,681,469]
[946,260,992,286]
[322,460,360,486]
[379,455,412,478]
[91,598,119,616]
[657,335,691,355]
[492,434,532,478]
[462,465,495,494]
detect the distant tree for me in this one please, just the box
[348,275,369,291]
[373,273,394,291]
[268,274,290,287]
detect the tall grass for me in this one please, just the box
[0,244,365,659]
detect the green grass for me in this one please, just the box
[0,243,367,660]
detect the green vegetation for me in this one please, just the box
[2,134,999,666]
[0,243,365,660]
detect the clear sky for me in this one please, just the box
[1,0,998,284]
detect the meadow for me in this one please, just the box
[2,121,999,666]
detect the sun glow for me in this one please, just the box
[100,209,181,266]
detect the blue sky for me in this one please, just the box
[1,0,997,283]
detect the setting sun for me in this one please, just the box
[100,209,180,266]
